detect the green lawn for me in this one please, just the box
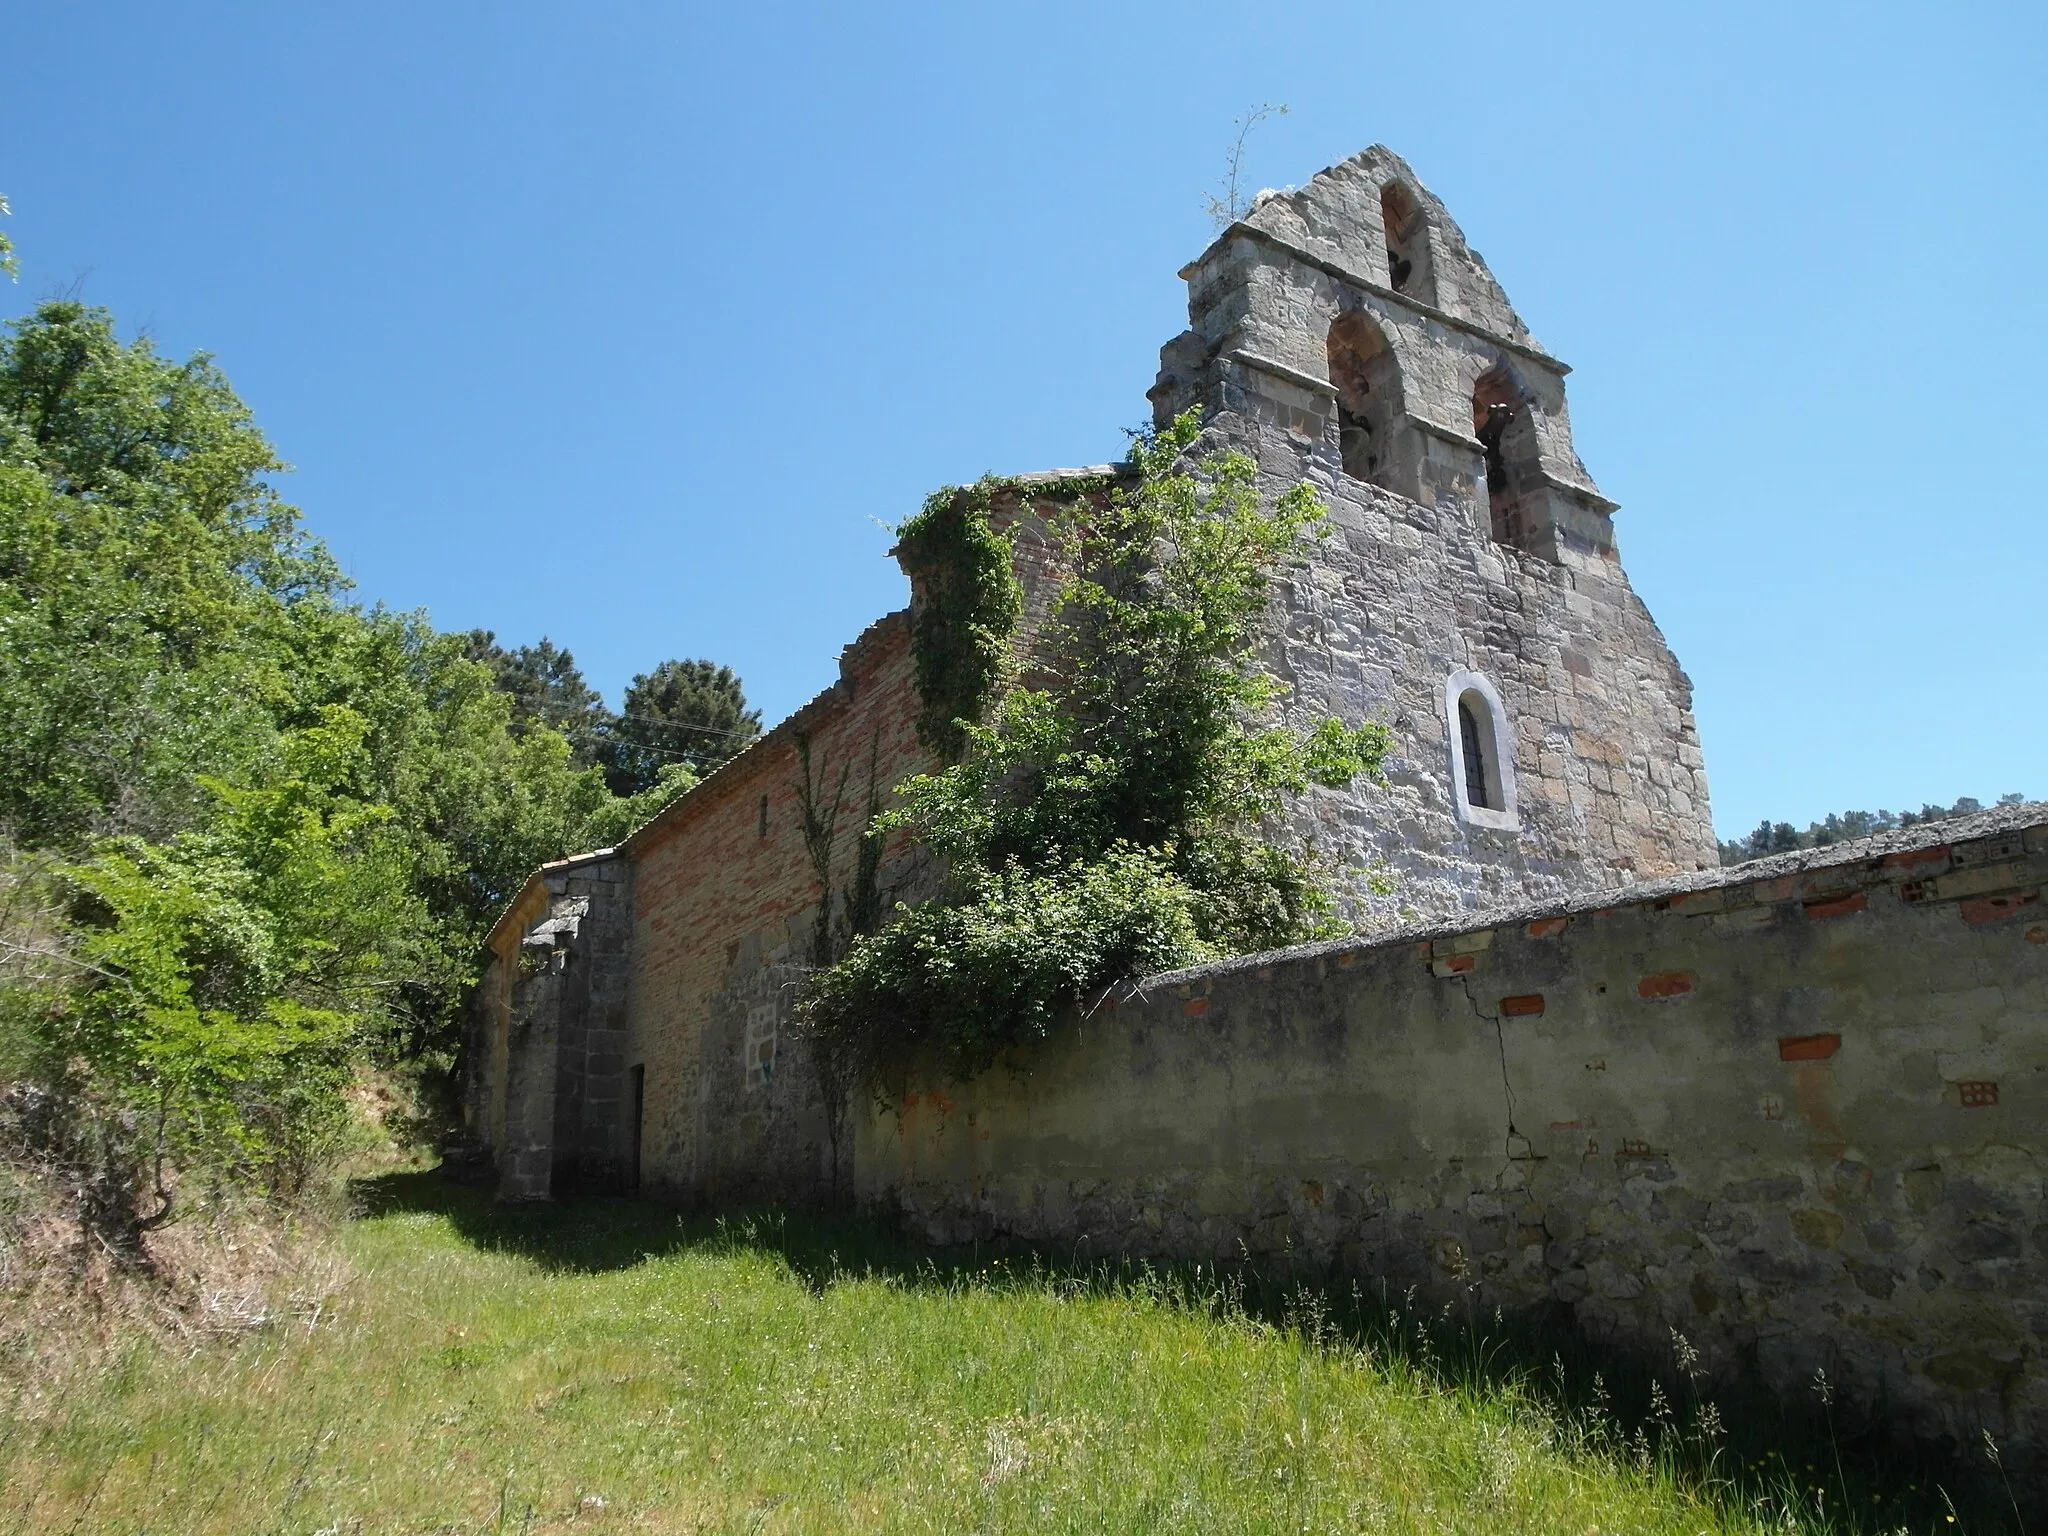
[0,1176,1993,1534]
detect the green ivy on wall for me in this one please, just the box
[893,480,1026,762]
[803,410,1392,1086]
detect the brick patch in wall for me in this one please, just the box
[1902,862,2033,905]
[1431,954,1477,977]
[1526,916,1570,938]
[1637,971,1694,1000]
[1184,997,1210,1017]
[1778,1032,1841,1062]
[1957,832,2029,867]
[1883,844,1952,873]
[1433,931,1494,956]
[1499,994,1545,1017]
[1802,891,1867,919]
[1958,1080,1999,1107]
[1960,890,2040,925]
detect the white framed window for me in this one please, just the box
[1444,670,1519,831]
[743,1001,777,1091]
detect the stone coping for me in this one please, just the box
[1011,464,1127,486]
[491,798,2046,971]
[1139,802,2048,992]
[1188,218,1571,378]
[537,846,619,873]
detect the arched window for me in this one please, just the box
[1459,696,1493,809]
[1472,362,1542,548]
[1326,311,1404,488]
[1379,182,1436,305]
[1444,670,1519,830]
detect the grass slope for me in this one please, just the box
[0,1177,2002,1534]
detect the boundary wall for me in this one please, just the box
[858,806,2048,1476]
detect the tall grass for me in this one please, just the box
[0,1177,2020,1534]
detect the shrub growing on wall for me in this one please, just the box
[893,479,1025,762]
[802,409,1390,1081]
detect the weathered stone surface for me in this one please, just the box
[859,806,2048,1489]
[1151,146,1716,921]
[472,848,634,1201]
[472,144,1718,1201]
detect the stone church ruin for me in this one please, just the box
[467,148,2048,1482]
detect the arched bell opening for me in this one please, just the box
[1471,362,1545,550]
[1326,310,1408,492]
[1379,181,1437,306]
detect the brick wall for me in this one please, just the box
[468,480,1114,1204]
[621,610,930,1202]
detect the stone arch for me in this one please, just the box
[1471,359,1546,549]
[1379,180,1437,305]
[1326,309,1411,493]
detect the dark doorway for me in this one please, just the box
[627,1063,646,1192]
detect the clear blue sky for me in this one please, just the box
[5,0,2042,839]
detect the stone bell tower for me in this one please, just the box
[1150,146,1717,920]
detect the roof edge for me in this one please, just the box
[616,607,914,858]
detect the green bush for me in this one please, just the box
[803,411,1390,1082]
[0,299,641,1241]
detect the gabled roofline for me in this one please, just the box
[615,607,912,860]
[478,463,1136,958]
[611,463,1129,861]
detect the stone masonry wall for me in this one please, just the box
[858,806,2048,1481]
[484,849,633,1201]
[1269,438,1717,922]
[470,481,1121,1204]
[1148,146,1720,921]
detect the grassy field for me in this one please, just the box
[0,1174,2013,1534]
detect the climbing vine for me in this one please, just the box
[803,409,1392,1084]
[790,725,888,1195]
[894,481,1025,761]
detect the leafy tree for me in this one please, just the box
[583,761,700,850]
[285,608,614,1066]
[463,631,613,764]
[0,302,341,846]
[14,709,421,1253]
[803,411,1390,1080]
[604,658,761,795]
[0,298,634,1236]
